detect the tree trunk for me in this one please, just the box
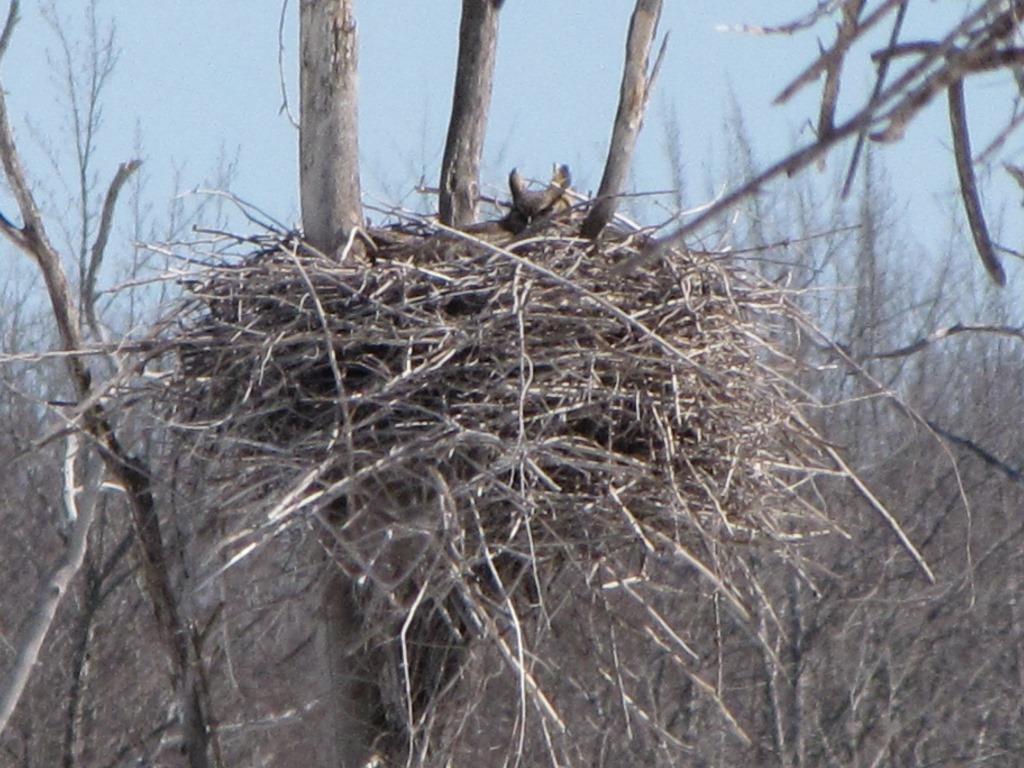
[438,0,503,228]
[320,569,384,768]
[300,0,364,255]
[581,0,663,239]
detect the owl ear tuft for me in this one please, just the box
[508,168,527,209]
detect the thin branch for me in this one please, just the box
[0,0,17,61]
[84,159,142,337]
[926,420,1023,485]
[977,105,1024,163]
[842,0,908,197]
[716,1,842,37]
[948,79,1006,286]
[774,0,904,105]
[861,322,1024,360]
[277,0,299,128]
[581,0,665,239]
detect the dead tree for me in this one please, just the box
[300,0,363,255]
[438,0,504,227]
[0,3,212,766]
[581,0,664,239]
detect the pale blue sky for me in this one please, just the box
[3,2,1022,288]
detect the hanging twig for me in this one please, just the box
[948,78,1006,286]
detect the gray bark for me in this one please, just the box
[438,0,503,228]
[581,0,663,239]
[320,569,384,768]
[300,0,364,255]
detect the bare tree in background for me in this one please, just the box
[0,3,213,766]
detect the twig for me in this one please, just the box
[276,0,299,128]
[774,0,904,105]
[926,420,1023,485]
[842,0,908,197]
[0,0,16,61]
[715,1,841,37]
[861,322,1024,360]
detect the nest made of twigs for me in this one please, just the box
[157,211,836,761]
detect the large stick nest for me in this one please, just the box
[158,212,836,762]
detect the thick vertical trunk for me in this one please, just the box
[320,569,384,768]
[581,0,663,239]
[438,0,503,228]
[300,0,364,255]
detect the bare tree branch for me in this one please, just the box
[842,0,908,197]
[721,1,843,37]
[949,79,1006,286]
[859,322,1024,360]
[926,420,1023,485]
[438,0,503,228]
[775,0,904,106]
[640,0,1023,271]
[0,435,94,736]
[0,12,211,763]
[581,0,665,239]
[83,159,142,337]
[817,0,865,141]
[0,0,16,61]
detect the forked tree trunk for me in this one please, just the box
[438,0,504,228]
[300,0,364,255]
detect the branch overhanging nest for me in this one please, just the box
[152,207,842,755]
